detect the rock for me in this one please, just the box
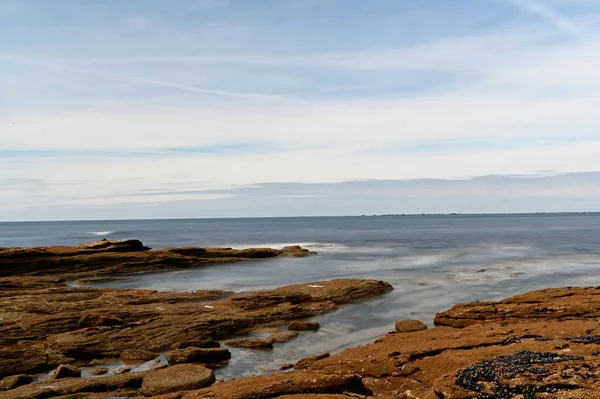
[50,364,81,380]
[141,364,215,396]
[78,313,124,329]
[114,365,132,374]
[279,364,294,370]
[268,331,299,343]
[0,348,51,379]
[77,238,150,252]
[0,374,33,391]
[4,371,145,399]
[288,320,321,331]
[166,347,232,365]
[281,245,315,257]
[87,366,109,376]
[120,348,157,361]
[170,339,220,350]
[225,338,273,349]
[294,353,330,369]
[394,319,428,333]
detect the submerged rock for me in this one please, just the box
[288,320,321,331]
[225,338,274,349]
[87,366,109,376]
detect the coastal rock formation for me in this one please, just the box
[0,239,315,278]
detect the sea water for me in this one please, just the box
[2,214,600,378]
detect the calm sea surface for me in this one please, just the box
[2,214,600,379]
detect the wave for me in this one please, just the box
[84,231,116,237]
[230,242,349,252]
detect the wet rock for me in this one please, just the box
[170,339,221,350]
[114,365,132,374]
[288,321,321,331]
[78,313,124,328]
[295,353,330,369]
[87,366,109,376]
[279,364,294,370]
[77,238,150,252]
[50,364,81,380]
[141,364,215,396]
[394,319,428,333]
[166,347,232,365]
[225,338,274,349]
[268,331,299,343]
[281,245,315,257]
[120,348,157,361]
[0,374,33,391]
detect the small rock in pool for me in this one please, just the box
[50,365,81,380]
[225,338,273,349]
[288,321,320,331]
[170,339,220,350]
[395,319,428,333]
[87,366,109,376]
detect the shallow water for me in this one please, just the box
[3,214,600,379]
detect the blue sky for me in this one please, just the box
[2,0,600,220]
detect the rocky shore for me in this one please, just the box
[2,240,600,398]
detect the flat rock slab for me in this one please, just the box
[142,364,215,396]
[166,347,232,365]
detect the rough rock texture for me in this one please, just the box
[142,364,215,396]
[395,319,428,333]
[1,371,146,399]
[170,340,220,350]
[121,349,158,361]
[225,338,274,349]
[295,353,330,369]
[88,366,109,376]
[434,286,600,328]
[0,375,32,391]
[288,321,321,331]
[143,287,600,399]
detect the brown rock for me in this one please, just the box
[120,349,157,361]
[0,348,51,379]
[141,364,215,396]
[288,321,321,331]
[50,364,81,380]
[268,331,299,343]
[0,374,33,391]
[78,313,124,328]
[166,347,232,365]
[225,338,273,349]
[170,340,220,350]
[114,365,132,374]
[294,353,330,369]
[4,370,145,399]
[394,319,428,333]
[87,366,109,376]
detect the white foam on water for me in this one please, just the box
[84,231,116,236]
[229,242,350,252]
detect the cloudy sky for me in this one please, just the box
[2,0,600,221]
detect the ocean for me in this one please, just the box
[2,214,600,378]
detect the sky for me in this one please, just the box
[2,0,600,221]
